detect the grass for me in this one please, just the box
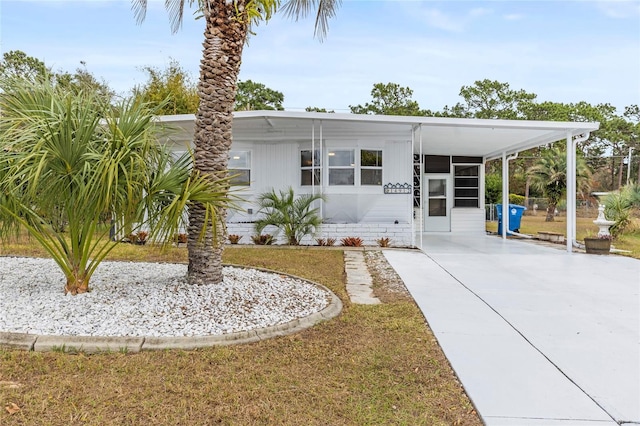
[0,244,480,425]
[486,214,640,258]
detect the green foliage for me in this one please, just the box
[0,50,113,103]
[437,79,537,119]
[527,146,591,222]
[235,79,284,111]
[509,194,525,206]
[604,183,640,237]
[350,82,425,116]
[305,106,335,113]
[0,78,231,294]
[0,50,47,82]
[485,173,502,204]
[133,59,199,115]
[255,187,325,245]
[251,234,274,245]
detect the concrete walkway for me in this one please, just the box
[384,235,639,426]
[343,251,380,304]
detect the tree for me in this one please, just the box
[0,50,47,83]
[133,59,199,115]
[235,79,284,111]
[438,79,537,120]
[527,146,591,222]
[0,77,230,295]
[0,50,114,103]
[132,0,340,285]
[255,187,325,245]
[305,106,334,113]
[350,82,425,116]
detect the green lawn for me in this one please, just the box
[0,246,481,425]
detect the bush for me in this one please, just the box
[341,237,363,247]
[255,187,325,245]
[376,237,391,247]
[509,194,525,206]
[228,234,242,244]
[251,234,274,245]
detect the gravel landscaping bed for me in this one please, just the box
[0,257,330,337]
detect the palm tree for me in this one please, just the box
[0,77,231,295]
[255,187,325,245]
[132,0,340,285]
[527,146,591,222]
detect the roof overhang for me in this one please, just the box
[157,111,599,160]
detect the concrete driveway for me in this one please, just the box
[384,235,639,426]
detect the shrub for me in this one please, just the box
[341,236,363,247]
[228,234,242,244]
[509,194,525,206]
[326,237,336,246]
[315,238,326,246]
[251,234,274,245]
[376,237,391,247]
[255,187,325,245]
[136,231,149,245]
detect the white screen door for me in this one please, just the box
[424,174,451,232]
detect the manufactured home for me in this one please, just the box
[160,111,599,249]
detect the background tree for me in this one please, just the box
[133,59,199,115]
[527,146,591,222]
[0,50,113,103]
[305,106,334,113]
[350,82,425,116]
[438,79,537,120]
[0,77,230,295]
[0,50,48,83]
[235,79,284,110]
[133,0,340,285]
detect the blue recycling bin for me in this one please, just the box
[496,204,526,234]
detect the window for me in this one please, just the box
[361,149,382,185]
[301,149,321,186]
[228,151,251,186]
[328,149,355,185]
[454,165,479,207]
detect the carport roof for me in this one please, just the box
[158,111,599,159]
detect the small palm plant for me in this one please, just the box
[254,187,325,245]
[0,77,232,294]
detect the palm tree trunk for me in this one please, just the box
[545,203,556,222]
[65,273,89,295]
[187,0,248,285]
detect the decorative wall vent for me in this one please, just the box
[383,182,412,194]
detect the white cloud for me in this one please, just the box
[595,0,640,19]
[420,8,465,32]
[503,13,524,21]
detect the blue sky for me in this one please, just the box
[1,0,639,113]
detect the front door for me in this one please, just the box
[424,174,451,232]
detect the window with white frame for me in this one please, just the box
[228,151,251,186]
[328,149,355,185]
[360,149,383,185]
[300,149,321,186]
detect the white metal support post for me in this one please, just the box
[501,152,509,239]
[566,132,575,252]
